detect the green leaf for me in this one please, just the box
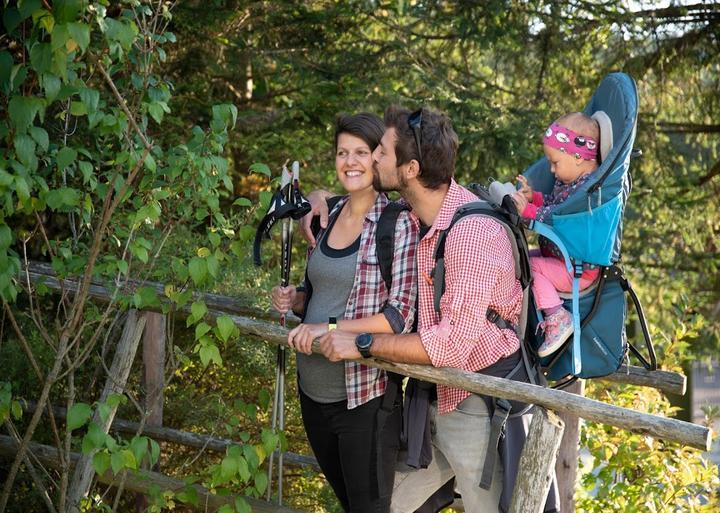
[70,100,87,116]
[67,402,92,431]
[221,455,238,480]
[216,316,235,343]
[46,187,80,210]
[9,95,42,132]
[14,134,36,166]
[195,322,211,340]
[254,470,268,495]
[93,451,111,476]
[0,225,12,251]
[233,197,252,207]
[110,451,124,474]
[0,51,13,95]
[188,257,207,285]
[67,22,90,52]
[56,146,77,170]
[29,42,53,74]
[237,454,251,481]
[144,153,156,172]
[85,422,108,449]
[148,102,164,124]
[149,439,160,465]
[235,497,251,513]
[78,160,93,183]
[134,286,160,308]
[28,126,49,152]
[104,18,138,51]
[54,0,84,23]
[249,163,271,177]
[199,342,222,367]
[218,506,234,513]
[190,300,207,321]
[19,0,42,19]
[79,87,99,113]
[3,8,22,34]
[130,437,148,465]
[43,74,61,103]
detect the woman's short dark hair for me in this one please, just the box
[334,112,385,151]
[384,105,458,190]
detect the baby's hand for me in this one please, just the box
[511,191,528,214]
[516,175,533,201]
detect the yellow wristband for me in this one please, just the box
[328,316,337,331]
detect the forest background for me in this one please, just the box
[0,0,719,512]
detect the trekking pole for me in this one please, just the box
[254,161,309,505]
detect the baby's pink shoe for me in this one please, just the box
[537,308,574,357]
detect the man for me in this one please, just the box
[306,106,523,512]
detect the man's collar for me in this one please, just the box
[424,179,461,239]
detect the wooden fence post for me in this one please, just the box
[554,380,585,512]
[137,311,165,512]
[66,309,146,513]
[509,408,565,513]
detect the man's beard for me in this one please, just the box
[372,163,405,192]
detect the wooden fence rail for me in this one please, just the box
[0,435,301,513]
[22,261,687,395]
[23,402,321,471]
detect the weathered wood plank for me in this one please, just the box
[598,365,686,395]
[0,435,302,513]
[509,408,565,513]
[23,402,320,471]
[222,311,712,451]
[67,310,147,513]
[554,380,584,513]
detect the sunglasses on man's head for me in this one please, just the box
[408,109,423,167]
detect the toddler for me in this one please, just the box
[512,112,602,357]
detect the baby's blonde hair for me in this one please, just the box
[556,112,600,143]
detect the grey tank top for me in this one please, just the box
[297,222,360,403]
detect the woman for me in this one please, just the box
[270,113,418,512]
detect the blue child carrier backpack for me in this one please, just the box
[519,72,657,382]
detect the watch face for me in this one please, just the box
[356,333,373,349]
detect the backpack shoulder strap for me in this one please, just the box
[375,201,410,291]
[431,201,532,330]
[309,195,343,240]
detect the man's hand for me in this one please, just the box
[299,189,334,247]
[287,322,326,355]
[318,330,361,362]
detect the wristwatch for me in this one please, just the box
[328,316,337,331]
[355,333,374,358]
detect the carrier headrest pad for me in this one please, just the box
[592,110,613,163]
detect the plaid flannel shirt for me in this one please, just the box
[305,193,418,409]
[416,181,522,414]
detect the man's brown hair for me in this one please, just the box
[384,106,459,190]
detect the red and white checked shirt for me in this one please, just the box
[307,193,418,409]
[416,180,522,414]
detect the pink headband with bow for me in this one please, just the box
[543,122,598,161]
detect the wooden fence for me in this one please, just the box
[2,262,712,513]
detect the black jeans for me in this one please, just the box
[299,383,402,513]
